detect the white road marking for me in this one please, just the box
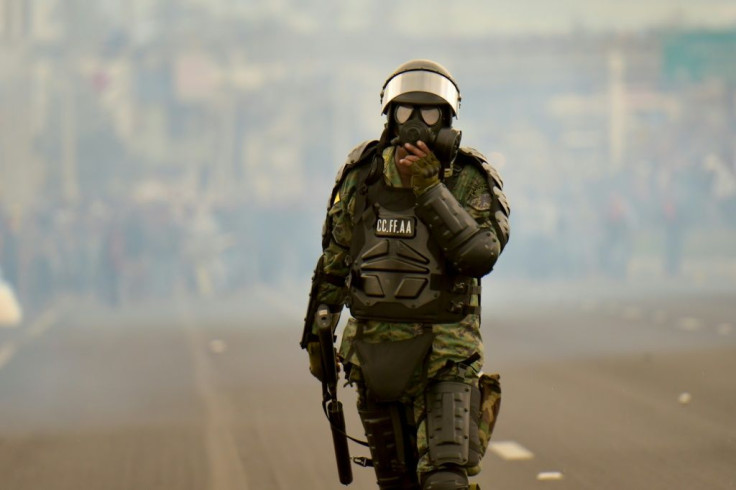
[537,471,564,481]
[0,341,18,370]
[677,317,704,332]
[209,339,227,354]
[26,307,59,339]
[184,310,249,490]
[488,441,534,460]
[678,392,692,405]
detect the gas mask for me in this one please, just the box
[390,104,462,165]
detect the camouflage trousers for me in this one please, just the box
[340,315,501,481]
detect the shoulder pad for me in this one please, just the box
[458,146,487,163]
[457,147,503,189]
[457,148,510,249]
[326,140,378,212]
[334,140,378,185]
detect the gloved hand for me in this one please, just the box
[405,141,441,195]
[307,341,325,382]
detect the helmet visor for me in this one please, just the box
[381,70,460,115]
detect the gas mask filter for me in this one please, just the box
[390,104,462,164]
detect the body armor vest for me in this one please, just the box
[348,177,477,323]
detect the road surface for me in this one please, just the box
[0,279,734,489]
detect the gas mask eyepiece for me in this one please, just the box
[395,105,441,126]
[391,104,462,164]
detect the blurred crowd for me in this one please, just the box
[502,73,736,281]
[0,196,248,311]
[507,153,736,281]
[2,3,736,315]
[1,136,734,314]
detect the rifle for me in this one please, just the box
[316,304,353,485]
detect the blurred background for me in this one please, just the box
[0,0,735,312]
[0,2,735,489]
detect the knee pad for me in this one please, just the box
[359,401,419,489]
[426,381,481,468]
[468,383,482,468]
[422,468,469,490]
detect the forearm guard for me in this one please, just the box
[415,183,500,277]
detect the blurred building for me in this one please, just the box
[1,1,735,305]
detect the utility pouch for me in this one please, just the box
[477,373,502,456]
[354,331,434,402]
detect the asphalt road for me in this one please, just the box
[0,280,734,490]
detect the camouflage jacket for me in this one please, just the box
[313,142,510,381]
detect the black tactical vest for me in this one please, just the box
[347,177,477,323]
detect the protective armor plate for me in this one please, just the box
[422,469,469,490]
[493,186,510,216]
[359,402,420,489]
[354,331,434,402]
[467,383,482,468]
[348,179,475,323]
[426,382,472,466]
[351,202,440,315]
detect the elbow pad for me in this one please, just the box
[415,183,500,276]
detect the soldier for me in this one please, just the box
[302,60,510,490]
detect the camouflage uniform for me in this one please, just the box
[311,145,506,478]
[304,59,509,490]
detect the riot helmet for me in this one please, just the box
[380,59,461,116]
[380,59,462,164]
